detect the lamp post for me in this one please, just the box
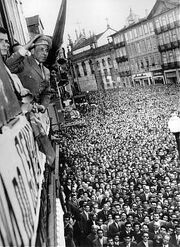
[168,113,180,160]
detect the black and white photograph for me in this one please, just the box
[0,0,180,246]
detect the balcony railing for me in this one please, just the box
[116,55,128,63]
[114,41,126,49]
[154,27,162,34]
[162,62,179,70]
[171,41,179,49]
[158,44,166,52]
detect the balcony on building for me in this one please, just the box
[161,25,168,32]
[114,41,126,49]
[158,44,166,52]
[175,19,180,27]
[115,55,128,63]
[167,22,175,29]
[164,43,172,50]
[154,27,161,34]
[125,70,131,76]
[162,62,176,70]
[171,40,179,49]
[158,42,174,52]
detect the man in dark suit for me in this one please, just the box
[97,203,110,223]
[119,221,134,240]
[79,203,91,238]
[108,214,121,238]
[137,232,153,247]
[169,225,180,246]
[92,229,107,247]
[119,234,137,247]
[140,186,151,202]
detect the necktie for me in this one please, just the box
[39,63,45,80]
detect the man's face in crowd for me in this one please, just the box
[162,235,170,245]
[97,230,103,239]
[114,215,120,223]
[0,32,10,56]
[142,233,149,242]
[33,44,49,63]
[124,236,131,245]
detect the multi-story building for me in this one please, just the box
[148,0,180,84]
[112,0,180,87]
[67,25,117,92]
[112,8,164,87]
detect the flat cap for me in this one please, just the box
[34,35,52,48]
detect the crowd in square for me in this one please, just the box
[58,84,180,247]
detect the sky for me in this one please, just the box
[21,0,156,48]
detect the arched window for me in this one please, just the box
[75,64,81,77]
[89,59,94,74]
[82,61,87,76]
[107,57,112,65]
[102,59,106,67]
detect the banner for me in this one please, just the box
[0,115,46,246]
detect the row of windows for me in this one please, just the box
[162,48,180,64]
[118,61,131,72]
[74,57,112,77]
[127,36,157,57]
[158,28,180,45]
[116,47,127,57]
[124,22,154,42]
[155,9,179,29]
[113,34,124,45]
[130,54,161,73]
[118,53,161,73]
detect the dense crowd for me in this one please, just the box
[59,84,180,247]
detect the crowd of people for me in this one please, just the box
[58,85,180,247]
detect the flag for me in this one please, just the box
[46,0,67,66]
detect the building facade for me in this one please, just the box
[112,0,180,87]
[149,0,180,84]
[67,25,117,92]
[68,0,180,92]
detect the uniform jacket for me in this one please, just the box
[7,52,51,107]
